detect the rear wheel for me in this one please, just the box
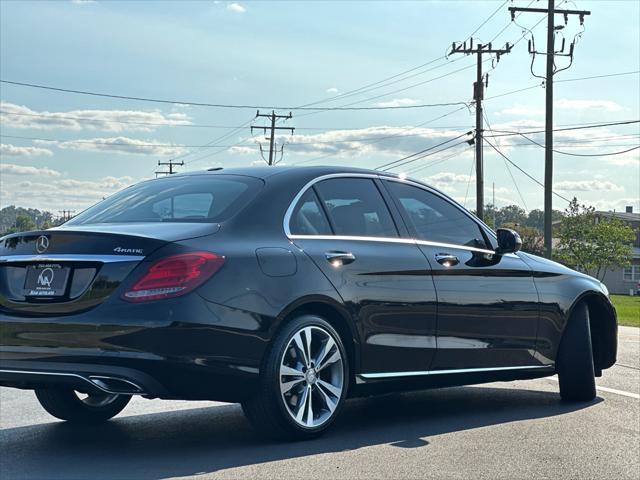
[35,388,131,422]
[242,315,349,440]
[556,302,596,402]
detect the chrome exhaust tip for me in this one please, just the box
[87,376,144,395]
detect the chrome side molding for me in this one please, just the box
[358,364,555,380]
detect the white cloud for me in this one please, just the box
[555,99,625,112]
[554,180,624,192]
[231,126,472,159]
[606,149,639,167]
[71,0,96,4]
[0,163,61,177]
[375,98,420,108]
[226,3,246,13]
[326,87,339,94]
[0,102,192,132]
[0,143,53,157]
[0,175,135,211]
[422,172,475,192]
[33,136,186,156]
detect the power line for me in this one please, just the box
[483,136,571,204]
[482,120,640,138]
[379,140,472,172]
[375,131,473,171]
[0,80,467,111]
[3,121,636,151]
[509,133,640,157]
[556,70,640,83]
[465,1,510,43]
[291,105,470,166]
[483,110,528,210]
[296,0,515,110]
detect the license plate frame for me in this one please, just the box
[23,263,70,297]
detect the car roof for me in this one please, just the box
[170,165,401,181]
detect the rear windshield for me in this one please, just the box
[66,175,263,225]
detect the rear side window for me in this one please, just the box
[314,178,398,238]
[385,181,489,249]
[67,175,263,225]
[289,189,332,235]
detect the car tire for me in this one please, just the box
[35,388,131,422]
[242,314,349,441]
[556,302,596,402]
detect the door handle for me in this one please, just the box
[435,253,459,267]
[325,251,356,266]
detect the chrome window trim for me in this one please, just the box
[283,172,500,254]
[0,254,145,264]
[288,234,497,255]
[358,364,554,380]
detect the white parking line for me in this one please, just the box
[545,376,640,400]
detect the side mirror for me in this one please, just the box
[495,228,522,255]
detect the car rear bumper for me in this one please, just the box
[0,295,273,402]
[0,360,164,396]
[0,356,259,401]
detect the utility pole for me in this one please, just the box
[58,210,74,222]
[450,40,512,221]
[251,110,295,165]
[508,2,590,258]
[492,182,496,229]
[156,159,184,177]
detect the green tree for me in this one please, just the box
[555,198,635,281]
[6,215,36,234]
[502,222,544,256]
[497,205,527,227]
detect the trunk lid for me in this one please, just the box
[0,224,217,315]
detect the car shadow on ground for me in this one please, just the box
[0,385,602,479]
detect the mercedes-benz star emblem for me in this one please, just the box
[35,235,49,254]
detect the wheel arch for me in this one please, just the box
[273,295,361,386]
[565,290,617,372]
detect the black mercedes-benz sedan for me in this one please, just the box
[0,166,617,439]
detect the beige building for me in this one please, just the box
[594,207,640,295]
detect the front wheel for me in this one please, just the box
[242,315,349,440]
[35,388,131,422]
[556,302,596,402]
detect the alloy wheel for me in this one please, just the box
[279,325,344,428]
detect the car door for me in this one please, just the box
[382,179,540,371]
[286,175,438,376]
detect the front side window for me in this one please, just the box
[385,180,489,249]
[67,175,263,225]
[314,178,398,238]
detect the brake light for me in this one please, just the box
[122,252,225,302]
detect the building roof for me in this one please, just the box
[595,211,640,223]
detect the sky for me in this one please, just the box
[0,0,638,216]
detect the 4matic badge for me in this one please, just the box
[113,247,144,255]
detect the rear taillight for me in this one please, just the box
[122,252,224,302]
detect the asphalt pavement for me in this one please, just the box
[1,326,638,480]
